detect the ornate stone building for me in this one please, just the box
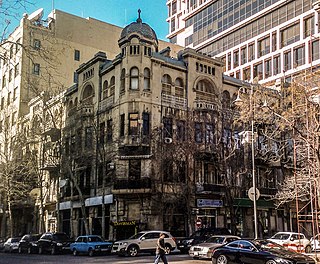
[60,12,246,240]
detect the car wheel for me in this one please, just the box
[18,247,22,254]
[88,248,94,257]
[305,245,311,253]
[51,246,56,255]
[164,244,172,254]
[265,260,276,264]
[127,245,139,257]
[216,255,228,264]
[73,248,78,256]
[27,247,32,254]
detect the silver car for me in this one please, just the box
[112,230,176,257]
[189,235,240,259]
[4,237,21,253]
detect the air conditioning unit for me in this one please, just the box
[164,137,173,144]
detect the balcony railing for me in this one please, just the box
[112,178,152,194]
[196,183,226,193]
[99,96,114,112]
[162,94,187,108]
[194,100,219,111]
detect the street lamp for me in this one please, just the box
[234,85,259,239]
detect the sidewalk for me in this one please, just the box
[307,253,320,263]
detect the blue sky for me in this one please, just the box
[5,0,169,40]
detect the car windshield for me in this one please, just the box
[205,236,225,243]
[88,236,103,242]
[271,233,290,240]
[190,231,204,238]
[253,240,285,250]
[129,232,145,239]
[11,238,20,243]
[31,235,41,241]
[53,233,69,241]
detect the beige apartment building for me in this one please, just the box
[59,13,284,241]
[0,8,183,238]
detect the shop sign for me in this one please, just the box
[113,220,137,226]
[197,199,223,208]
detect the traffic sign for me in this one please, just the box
[248,187,260,201]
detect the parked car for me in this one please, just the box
[189,235,240,259]
[0,238,5,251]
[18,234,42,254]
[37,232,72,255]
[112,230,176,257]
[268,231,311,253]
[3,237,21,253]
[70,235,113,256]
[211,239,315,264]
[177,228,231,253]
[310,234,320,251]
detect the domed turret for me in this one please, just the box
[118,9,158,49]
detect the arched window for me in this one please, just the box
[175,77,184,98]
[161,74,172,95]
[195,79,216,101]
[144,68,151,90]
[130,67,139,90]
[120,69,126,93]
[82,84,93,100]
[221,90,231,108]
[103,80,108,99]
[110,76,115,96]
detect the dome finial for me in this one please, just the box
[137,9,142,23]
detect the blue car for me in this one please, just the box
[70,235,112,256]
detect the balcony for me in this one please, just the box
[99,96,114,112]
[194,100,219,111]
[64,186,91,198]
[196,183,226,194]
[162,94,187,109]
[112,178,152,194]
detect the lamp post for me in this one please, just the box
[234,85,259,239]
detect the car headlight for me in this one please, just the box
[120,242,127,246]
[95,245,100,249]
[56,243,63,246]
[274,258,293,264]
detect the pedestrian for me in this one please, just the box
[154,232,168,264]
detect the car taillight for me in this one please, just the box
[172,237,176,242]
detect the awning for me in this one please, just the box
[233,198,275,208]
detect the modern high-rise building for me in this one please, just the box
[166,0,320,85]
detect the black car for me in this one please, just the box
[37,232,72,255]
[177,228,231,253]
[211,239,316,264]
[18,234,42,254]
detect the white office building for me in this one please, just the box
[166,0,320,85]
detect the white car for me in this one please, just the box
[189,235,240,259]
[3,237,21,253]
[269,232,311,253]
[310,234,320,251]
[112,230,176,257]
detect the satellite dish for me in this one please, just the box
[59,179,67,188]
[28,8,44,22]
[29,188,41,198]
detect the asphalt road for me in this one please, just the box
[1,251,320,264]
[0,251,209,264]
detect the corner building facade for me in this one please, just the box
[61,15,245,240]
